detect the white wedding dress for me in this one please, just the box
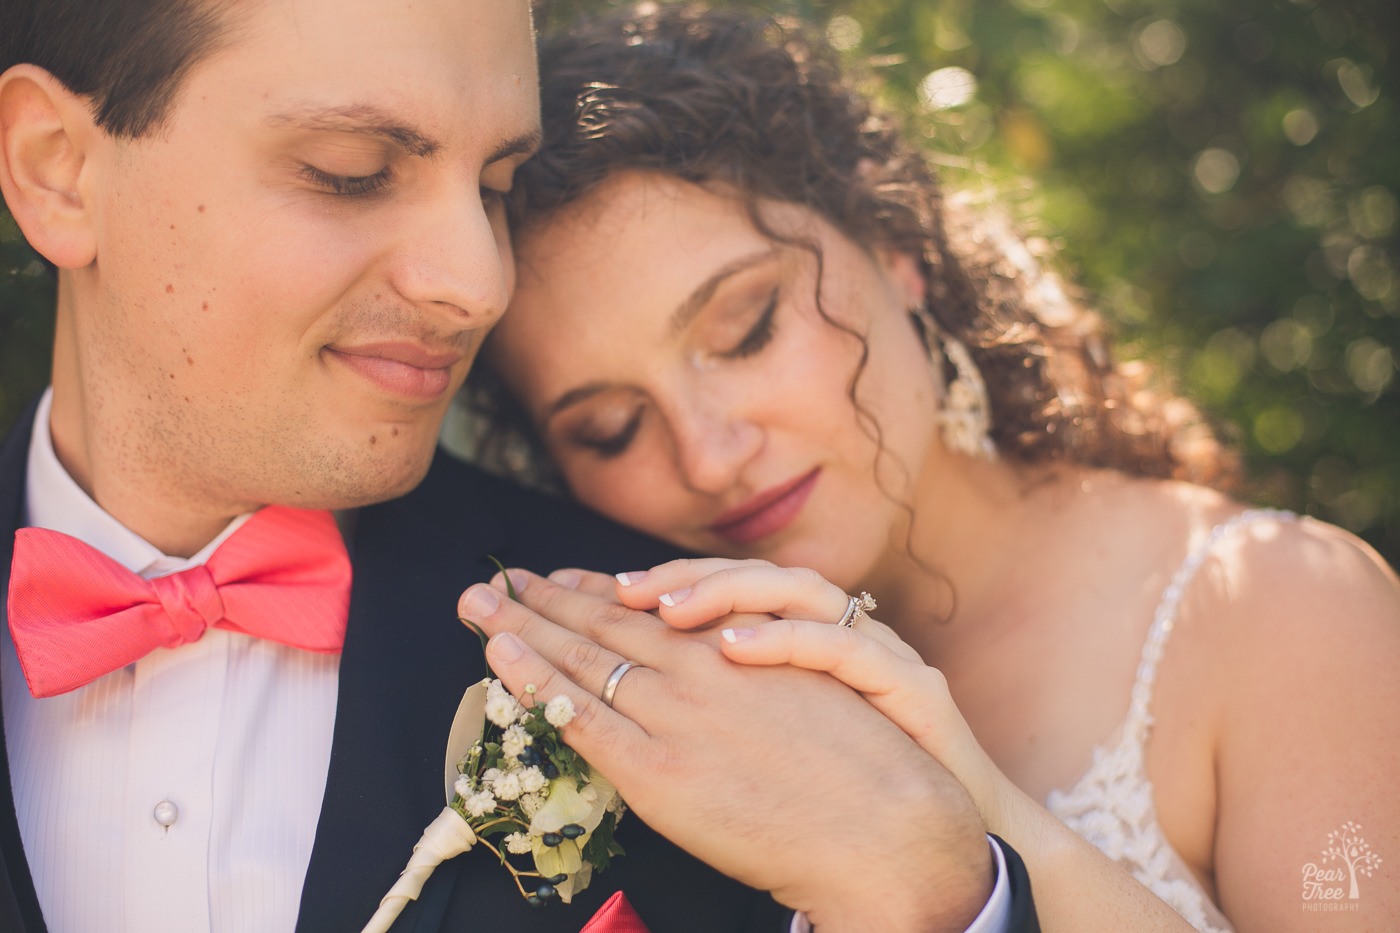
[1045,509,1296,932]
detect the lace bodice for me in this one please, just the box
[1044,509,1296,932]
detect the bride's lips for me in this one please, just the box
[709,468,821,545]
[326,342,463,401]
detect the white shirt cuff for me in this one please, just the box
[788,834,1012,933]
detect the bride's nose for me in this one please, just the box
[668,393,763,496]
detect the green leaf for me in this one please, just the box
[487,554,520,601]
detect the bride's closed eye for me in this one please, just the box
[719,287,780,360]
[557,283,782,460]
[565,401,645,459]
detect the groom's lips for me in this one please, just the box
[327,341,463,401]
[708,468,821,545]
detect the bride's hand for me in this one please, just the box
[607,558,1003,824]
[553,560,1206,931]
[611,557,922,661]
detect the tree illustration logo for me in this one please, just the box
[1303,821,1383,903]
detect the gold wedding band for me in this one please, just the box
[836,592,877,628]
[601,660,642,708]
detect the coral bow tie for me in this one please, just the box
[7,506,351,698]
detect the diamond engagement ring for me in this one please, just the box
[601,660,642,708]
[836,592,877,628]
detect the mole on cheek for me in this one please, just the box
[197,204,206,213]
[369,435,377,446]
[165,284,175,294]
[391,426,399,437]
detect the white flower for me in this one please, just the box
[491,771,523,801]
[518,766,547,794]
[485,694,524,729]
[453,774,475,800]
[481,767,504,785]
[533,835,585,879]
[519,793,544,818]
[463,790,497,818]
[544,695,575,728]
[504,832,533,855]
[501,724,532,758]
[530,775,606,835]
[484,679,526,728]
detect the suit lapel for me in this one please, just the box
[0,400,48,933]
[296,452,505,932]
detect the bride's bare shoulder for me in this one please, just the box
[1099,476,1398,646]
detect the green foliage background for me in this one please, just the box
[3,0,1397,565]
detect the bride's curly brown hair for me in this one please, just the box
[463,2,1237,491]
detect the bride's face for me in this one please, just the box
[490,171,940,586]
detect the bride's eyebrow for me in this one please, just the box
[668,249,778,336]
[542,381,616,426]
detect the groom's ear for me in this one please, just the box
[0,64,100,269]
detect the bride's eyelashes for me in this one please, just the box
[570,407,644,459]
[719,287,779,360]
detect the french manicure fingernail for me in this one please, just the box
[489,632,524,662]
[461,585,500,618]
[658,587,692,607]
[721,627,756,643]
[615,571,648,586]
[550,568,582,589]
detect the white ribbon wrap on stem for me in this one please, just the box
[360,806,478,933]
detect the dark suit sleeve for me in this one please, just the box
[994,835,1040,933]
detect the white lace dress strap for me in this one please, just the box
[1045,508,1297,932]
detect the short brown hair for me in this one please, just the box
[0,0,235,138]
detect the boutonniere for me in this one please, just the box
[363,577,625,933]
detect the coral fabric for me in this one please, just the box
[580,891,651,933]
[7,506,350,697]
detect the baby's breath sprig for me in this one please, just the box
[448,677,625,905]
[362,565,626,933]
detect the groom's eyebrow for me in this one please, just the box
[668,249,778,335]
[487,129,543,167]
[267,103,443,156]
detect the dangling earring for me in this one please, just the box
[911,304,997,461]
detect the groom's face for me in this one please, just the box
[67,0,539,511]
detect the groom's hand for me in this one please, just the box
[460,569,995,933]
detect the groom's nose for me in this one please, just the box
[390,188,512,330]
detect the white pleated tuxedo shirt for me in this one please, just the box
[2,390,340,933]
